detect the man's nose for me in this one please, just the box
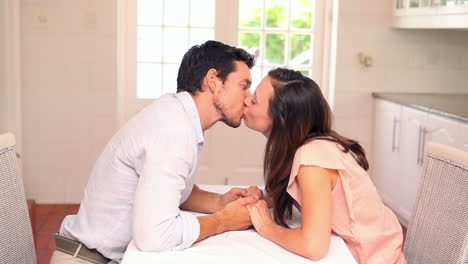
[244,94,252,106]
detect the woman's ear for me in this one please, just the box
[203,68,220,93]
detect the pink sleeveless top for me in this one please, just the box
[287,139,406,264]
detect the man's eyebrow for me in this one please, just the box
[242,79,252,86]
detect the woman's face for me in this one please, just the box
[243,76,275,137]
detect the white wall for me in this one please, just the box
[18,0,468,203]
[332,0,468,172]
[0,1,7,133]
[21,0,118,203]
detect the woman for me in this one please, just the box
[243,68,406,263]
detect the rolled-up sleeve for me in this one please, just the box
[132,124,200,252]
[134,211,200,252]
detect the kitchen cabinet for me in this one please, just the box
[372,98,467,226]
[395,106,426,225]
[393,0,468,28]
[460,123,468,152]
[372,100,402,214]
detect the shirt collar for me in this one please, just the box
[176,92,204,145]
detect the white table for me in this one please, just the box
[121,185,356,264]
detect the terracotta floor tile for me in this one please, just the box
[36,207,60,232]
[39,217,63,233]
[36,204,57,217]
[67,204,80,214]
[35,232,53,251]
[48,235,57,249]
[38,248,54,264]
[35,204,78,264]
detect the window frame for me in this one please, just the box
[117,0,332,124]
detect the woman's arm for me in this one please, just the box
[247,165,336,261]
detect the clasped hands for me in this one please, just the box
[215,186,276,237]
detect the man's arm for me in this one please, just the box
[195,195,259,243]
[133,132,260,252]
[132,130,202,253]
[179,185,223,213]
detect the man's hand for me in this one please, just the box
[216,186,263,211]
[214,195,259,233]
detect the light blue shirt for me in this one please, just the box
[59,92,204,259]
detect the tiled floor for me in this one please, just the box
[35,204,80,264]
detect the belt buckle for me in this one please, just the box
[73,243,83,258]
[54,234,112,264]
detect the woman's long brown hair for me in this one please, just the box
[264,68,369,227]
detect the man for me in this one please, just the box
[51,40,262,264]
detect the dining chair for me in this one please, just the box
[403,141,468,264]
[0,132,37,264]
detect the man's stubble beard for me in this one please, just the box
[214,90,242,128]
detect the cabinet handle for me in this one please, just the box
[420,128,427,165]
[417,126,427,166]
[392,117,399,152]
[417,125,422,165]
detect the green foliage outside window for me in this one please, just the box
[239,0,313,66]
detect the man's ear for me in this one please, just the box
[203,68,220,93]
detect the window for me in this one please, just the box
[133,0,322,100]
[238,0,316,90]
[137,0,215,98]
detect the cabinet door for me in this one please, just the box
[393,0,468,28]
[424,113,460,153]
[459,122,468,152]
[372,100,401,207]
[397,106,427,226]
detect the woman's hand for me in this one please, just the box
[217,186,263,211]
[246,185,263,199]
[247,199,276,237]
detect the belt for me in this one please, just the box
[54,234,111,264]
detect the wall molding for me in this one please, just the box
[116,0,127,127]
[319,0,339,109]
[3,0,23,160]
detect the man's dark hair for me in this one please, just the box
[177,40,255,94]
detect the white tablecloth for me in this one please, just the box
[121,185,357,264]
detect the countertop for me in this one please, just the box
[372,93,468,123]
